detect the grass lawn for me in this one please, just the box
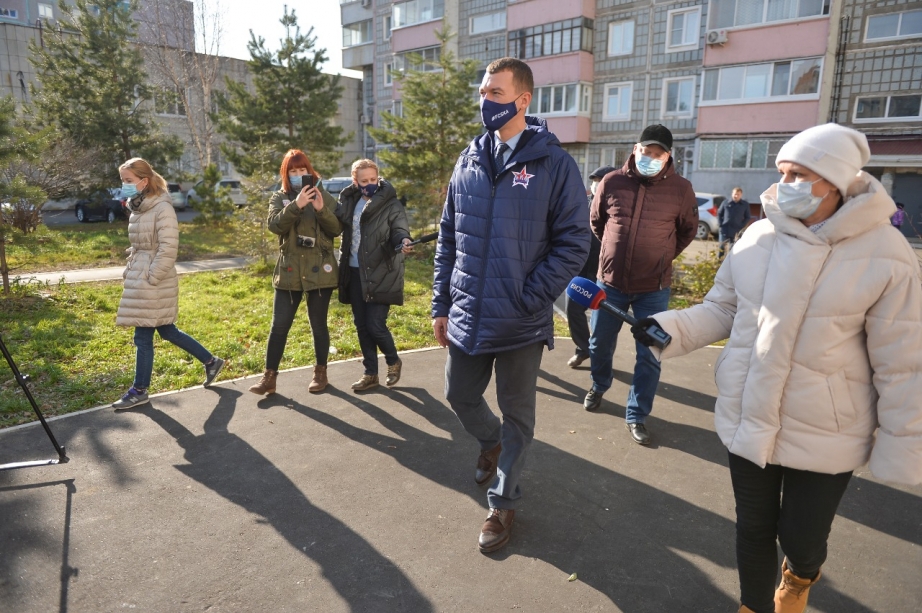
[1,257,572,428]
[6,222,243,274]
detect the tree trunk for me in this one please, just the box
[0,229,10,295]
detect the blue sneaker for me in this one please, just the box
[112,387,149,410]
[204,357,225,387]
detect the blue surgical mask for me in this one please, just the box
[635,155,664,177]
[289,174,303,190]
[480,95,521,132]
[121,183,138,198]
[776,180,827,219]
[360,183,378,199]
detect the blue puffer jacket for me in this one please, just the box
[433,117,591,355]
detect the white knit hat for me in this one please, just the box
[776,123,871,196]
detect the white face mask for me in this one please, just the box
[776,179,827,219]
[590,181,599,196]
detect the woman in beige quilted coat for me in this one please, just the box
[112,158,225,410]
[632,124,922,613]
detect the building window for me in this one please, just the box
[599,147,631,169]
[471,11,505,35]
[698,139,786,170]
[854,93,922,123]
[393,46,442,72]
[392,101,403,118]
[708,0,829,30]
[384,62,394,86]
[393,0,444,29]
[527,83,591,116]
[663,77,695,117]
[154,88,186,116]
[384,15,392,40]
[608,20,634,56]
[603,82,633,121]
[38,3,54,19]
[0,8,19,18]
[865,10,922,41]
[667,8,701,50]
[343,20,373,47]
[508,18,594,60]
[702,57,821,104]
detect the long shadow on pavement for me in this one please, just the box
[139,388,434,613]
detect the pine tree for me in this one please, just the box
[214,7,348,178]
[368,26,482,231]
[28,0,181,184]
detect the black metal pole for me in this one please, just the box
[0,332,69,468]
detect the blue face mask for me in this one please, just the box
[121,183,138,198]
[635,155,664,177]
[289,174,303,190]
[775,179,827,219]
[480,95,521,132]
[360,183,378,199]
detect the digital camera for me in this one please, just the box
[296,235,316,248]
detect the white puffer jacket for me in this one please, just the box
[116,192,180,328]
[655,172,922,484]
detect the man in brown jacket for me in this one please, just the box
[583,125,698,445]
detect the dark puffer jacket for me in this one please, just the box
[590,155,698,294]
[432,117,590,355]
[335,180,411,305]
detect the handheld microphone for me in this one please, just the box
[395,232,439,251]
[566,277,672,350]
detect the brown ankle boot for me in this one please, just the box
[351,374,378,391]
[308,365,328,393]
[248,369,278,395]
[774,558,820,613]
[385,358,402,387]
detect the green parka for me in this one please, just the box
[268,183,343,291]
[335,180,411,305]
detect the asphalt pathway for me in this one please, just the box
[13,257,252,285]
[1,336,920,612]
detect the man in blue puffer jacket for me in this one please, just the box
[432,57,590,554]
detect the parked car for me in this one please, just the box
[322,176,352,199]
[167,183,186,211]
[75,188,128,223]
[186,179,247,208]
[695,192,726,240]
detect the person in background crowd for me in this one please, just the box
[433,57,589,553]
[113,157,225,409]
[584,124,698,446]
[335,159,412,392]
[718,187,751,259]
[631,123,922,613]
[891,202,906,229]
[248,149,342,396]
[566,165,613,369]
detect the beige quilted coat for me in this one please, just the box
[655,172,922,485]
[116,193,180,328]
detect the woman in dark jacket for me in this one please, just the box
[248,149,342,396]
[335,158,411,391]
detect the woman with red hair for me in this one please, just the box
[248,149,343,395]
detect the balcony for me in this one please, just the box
[343,43,374,71]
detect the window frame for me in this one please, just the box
[697,139,787,170]
[666,7,701,52]
[384,14,392,40]
[38,3,54,19]
[602,81,634,122]
[661,76,696,118]
[864,9,922,42]
[470,11,506,35]
[526,82,592,117]
[343,19,374,48]
[607,19,635,57]
[508,17,594,60]
[852,93,922,123]
[699,57,823,106]
[392,0,445,30]
[0,8,19,18]
[707,0,830,31]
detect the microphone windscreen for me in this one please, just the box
[418,232,439,243]
[566,277,606,310]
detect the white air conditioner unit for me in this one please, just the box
[361,0,371,7]
[706,29,729,45]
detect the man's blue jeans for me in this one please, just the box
[133,324,213,390]
[588,282,670,424]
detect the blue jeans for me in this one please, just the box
[133,324,213,390]
[445,341,544,510]
[588,282,670,424]
[349,267,399,375]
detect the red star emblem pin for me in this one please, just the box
[511,165,534,189]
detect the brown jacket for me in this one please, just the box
[590,156,698,293]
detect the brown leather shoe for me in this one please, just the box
[351,374,379,392]
[248,369,277,395]
[385,358,402,387]
[474,442,502,486]
[774,558,821,613]
[479,508,515,553]
[308,365,328,393]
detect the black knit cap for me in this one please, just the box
[589,165,617,180]
[639,124,673,151]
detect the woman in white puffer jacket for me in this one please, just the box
[633,124,922,613]
[112,158,225,410]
